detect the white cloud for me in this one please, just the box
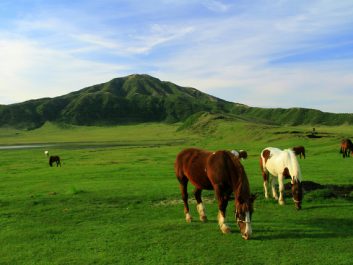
[1,0,353,113]
[0,37,130,103]
[203,0,231,12]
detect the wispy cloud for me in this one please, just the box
[203,0,231,12]
[0,0,353,113]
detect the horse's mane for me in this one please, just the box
[283,149,302,181]
[224,151,252,213]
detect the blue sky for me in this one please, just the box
[1,0,353,113]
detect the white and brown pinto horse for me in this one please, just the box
[175,148,256,240]
[231,149,248,160]
[260,147,303,210]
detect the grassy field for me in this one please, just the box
[0,121,352,265]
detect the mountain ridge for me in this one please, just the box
[0,74,352,129]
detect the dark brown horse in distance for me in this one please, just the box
[292,146,305,159]
[49,156,61,167]
[340,139,353,158]
[175,148,256,240]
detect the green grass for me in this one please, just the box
[0,121,352,264]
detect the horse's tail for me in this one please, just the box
[174,151,187,183]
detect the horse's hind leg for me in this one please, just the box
[178,177,192,222]
[277,176,285,205]
[262,171,269,199]
[260,158,269,199]
[271,177,279,201]
[194,188,207,222]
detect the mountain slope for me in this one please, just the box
[0,74,352,129]
[0,74,232,128]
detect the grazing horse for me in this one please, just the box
[49,156,61,167]
[175,148,256,240]
[44,151,49,157]
[292,146,305,159]
[340,139,353,158]
[260,147,303,210]
[231,149,248,160]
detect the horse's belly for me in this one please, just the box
[186,170,213,190]
[265,161,280,177]
[190,178,213,190]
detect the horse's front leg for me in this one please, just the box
[278,175,285,205]
[215,186,231,234]
[178,178,192,222]
[194,188,207,222]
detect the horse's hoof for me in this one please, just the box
[220,224,231,234]
[279,200,285,205]
[200,215,208,222]
[185,213,192,223]
[242,234,250,240]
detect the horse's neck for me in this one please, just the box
[287,153,301,181]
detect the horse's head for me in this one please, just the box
[291,179,303,210]
[235,194,256,240]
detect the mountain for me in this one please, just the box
[0,74,233,128]
[0,74,352,129]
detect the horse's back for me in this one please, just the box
[175,148,213,189]
[260,147,282,168]
[261,147,288,176]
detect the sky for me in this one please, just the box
[1,0,353,113]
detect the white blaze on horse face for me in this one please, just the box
[244,211,252,238]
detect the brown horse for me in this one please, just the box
[292,146,305,159]
[340,139,353,158]
[49,156,61,167]
[175,148,256,240]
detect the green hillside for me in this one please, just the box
[0,74,352,128]
[0,74,231,128]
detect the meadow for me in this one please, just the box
[0,120,352,265]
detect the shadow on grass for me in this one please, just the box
[254,217,353,240]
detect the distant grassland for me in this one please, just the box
[0,119,352,264]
